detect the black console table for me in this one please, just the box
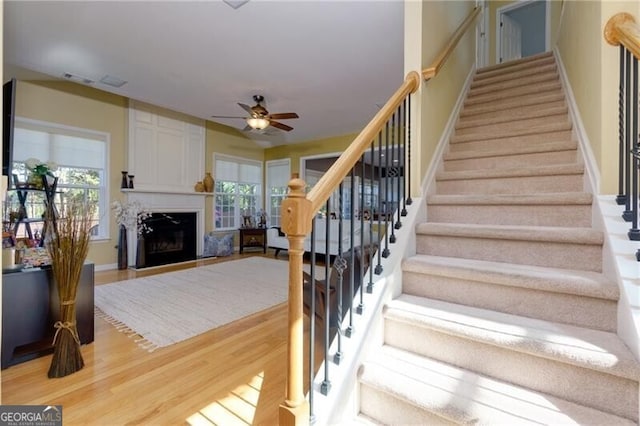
[1,263,95,369]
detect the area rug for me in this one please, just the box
[95,257,289,351]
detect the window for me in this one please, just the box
[8,118,109,239]
[214,155,262,230]
[266,159,290,227]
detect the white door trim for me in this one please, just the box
[496,0,550,64]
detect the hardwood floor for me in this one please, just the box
[1,250,316,426]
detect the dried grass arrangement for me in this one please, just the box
[45,201,94,378]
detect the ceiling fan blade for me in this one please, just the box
[269,120,293,132]
[211,115,245,119]
[268,112,299,120]
[238,103,253,114]
[242,124,253,131]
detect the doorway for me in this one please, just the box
[496,0,549,64]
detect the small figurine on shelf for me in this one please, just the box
[257,209,268,228]
[121,171,129,189]
[128,175,135,189]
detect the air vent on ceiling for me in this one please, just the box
[62,72,94,85]
[223,0,249,9]
[100,75,127,88]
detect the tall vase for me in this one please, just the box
[203,172,214,193]
[117,225,128,270]
[136,234,146,269]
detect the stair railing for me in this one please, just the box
[278,5,481,424]
[605,13,640,260]
[278,71,419,425]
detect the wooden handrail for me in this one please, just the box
[605,13,640,60]
[306,71,421,216]
[423,6,481,81]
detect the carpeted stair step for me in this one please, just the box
[449,129,573,153]
[443,140,578,171]
[475,51,555,78]
[470,61,557,89]
[465,80,562,107]
[453,112,569,138]
[383,297,640,421]
[450,119,571,144]
[426,192,592,227]
[460,90,566,119]
[402,254,617,331]
[467,70,559,98]
[359,345,636,425]
[435,163,585,195]
[415,222,603,271]
[456,102,568,130]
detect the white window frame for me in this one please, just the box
[266,158,290,228]
[213,153,263,230]
[11,117,110,240]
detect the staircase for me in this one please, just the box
[357,52,640,424]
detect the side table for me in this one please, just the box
[239,227,267,254]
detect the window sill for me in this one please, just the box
[121,188,214,196]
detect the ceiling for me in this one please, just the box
[3,0,404,148]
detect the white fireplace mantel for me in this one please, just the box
[124,185,206,267]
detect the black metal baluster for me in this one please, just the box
[406,95,413,206]
[629,56,639,241]
[395,105,403,229]
[358,150,367,313]
[401,98,408,217]
[617,45,627,205]
[308,217,316,421]
[389,111,397,243]
[623,49,634,221]
[346,166,356,337]
[334,182,344,365]
[375,130,384,275]
[320,200,331,395]
[382,119,391,257]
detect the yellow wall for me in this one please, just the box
[15,81,128,266]
[419,1,476,182]
[556,0,638,194]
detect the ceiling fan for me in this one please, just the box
[211,95,299,132]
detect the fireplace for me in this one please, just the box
[136,212,197,268]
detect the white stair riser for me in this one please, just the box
[427,203,592,227]
[435,174,584,195]
[403,271,617,331]
[384,319,638,421]
[359,384,455,426]
[449,131,573,152]
[443,149,578,171]
[415,234,602,271]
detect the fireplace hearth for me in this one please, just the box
[136,212,197,268]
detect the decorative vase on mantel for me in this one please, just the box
[203,172,214,193]
[117,225,128,270]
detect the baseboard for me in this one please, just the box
[553,47,600,195]
[421,64,477,198]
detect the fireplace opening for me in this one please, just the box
[137,212,197,268]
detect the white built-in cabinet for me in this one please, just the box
[128,100,205,193]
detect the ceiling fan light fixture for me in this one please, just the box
[246,116,269,130]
